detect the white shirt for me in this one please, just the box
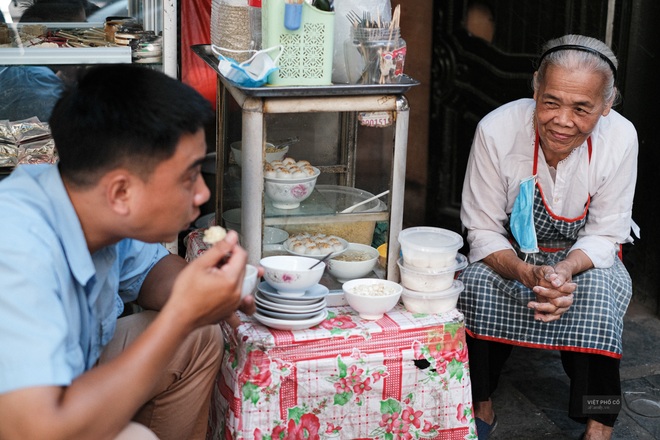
[461,98,638,268]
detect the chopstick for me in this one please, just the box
[309,252,332,269]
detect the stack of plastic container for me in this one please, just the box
[397,227,467,314]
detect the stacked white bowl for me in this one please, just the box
[397,227,467,314]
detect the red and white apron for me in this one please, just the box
[458,132,632,358]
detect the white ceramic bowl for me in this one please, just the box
[400,280,464,314]
[396,254,468,292]
[398,227,463,269]
[194,212,216,229]
[342,279,402,320]
[327,243,379,282]
[264,167,320,210]
[241,264,258,299]
[230,141,288,167]
[263,227,289,245]
[260,255,325,296]
[218,210,287,245]
[221,208,242,233]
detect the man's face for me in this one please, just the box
[129,129,210,243]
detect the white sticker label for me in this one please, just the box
[358,111,395,128]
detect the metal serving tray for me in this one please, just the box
[192,44,420,97]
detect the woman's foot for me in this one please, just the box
[474,400,498,439]
[582,419,613,440]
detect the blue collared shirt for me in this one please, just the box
[0,164,169,394]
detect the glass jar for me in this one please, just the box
[344,27,407,84]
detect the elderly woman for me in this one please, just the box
[458,34,638,440]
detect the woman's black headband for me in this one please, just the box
[538,44,617,80]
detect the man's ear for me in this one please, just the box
[104,170,133,216]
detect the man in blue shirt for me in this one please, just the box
[0,64,256,439]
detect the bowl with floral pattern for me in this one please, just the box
[264,167,320,210]
[259,255,326,296]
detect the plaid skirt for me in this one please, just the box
[457,248,631,358]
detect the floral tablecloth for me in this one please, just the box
[207,305,476,440]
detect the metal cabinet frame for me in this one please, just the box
[199,49,414,281]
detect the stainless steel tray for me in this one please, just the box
[192,44,420,97]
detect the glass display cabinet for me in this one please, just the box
[193,44,419,285]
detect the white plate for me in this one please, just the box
[255,290,325,306]
[258,281,329,300]
[256,306,325,321]
[255,300,326,316]
[253,309,328,331]
[284,236,349,259]
[255,292,326,312]
[254,296,328,314]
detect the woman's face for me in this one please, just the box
[534,64,612,165]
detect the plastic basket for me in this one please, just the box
[262,0,335,86]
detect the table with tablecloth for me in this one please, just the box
[206,304,477,440]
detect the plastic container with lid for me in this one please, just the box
[398,227,463,269]
[397,254,467,292]
[400,280,465,314]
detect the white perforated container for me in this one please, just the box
[262,0,335,85]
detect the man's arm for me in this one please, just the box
[136,253,187,311]
[0,232,246,440]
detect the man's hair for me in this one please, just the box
[50,64,214,186]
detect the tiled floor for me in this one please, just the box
[485,301,660,440]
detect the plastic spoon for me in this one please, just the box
[340,190,390,214]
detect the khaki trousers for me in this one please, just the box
[99,311,223,440]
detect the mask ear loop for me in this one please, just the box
[239,44,284,67]
[210,44,258,60]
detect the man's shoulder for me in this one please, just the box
[0,165,74,253]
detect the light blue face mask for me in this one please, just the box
[211,45,282,88]
[509,175,539,255]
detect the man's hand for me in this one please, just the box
[164,230,249,329]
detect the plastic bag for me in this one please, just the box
[332,0,392,84]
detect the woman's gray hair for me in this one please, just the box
[533,34,620,106]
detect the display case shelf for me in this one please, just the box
[0,47,132,65]
[195,44,415,281]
